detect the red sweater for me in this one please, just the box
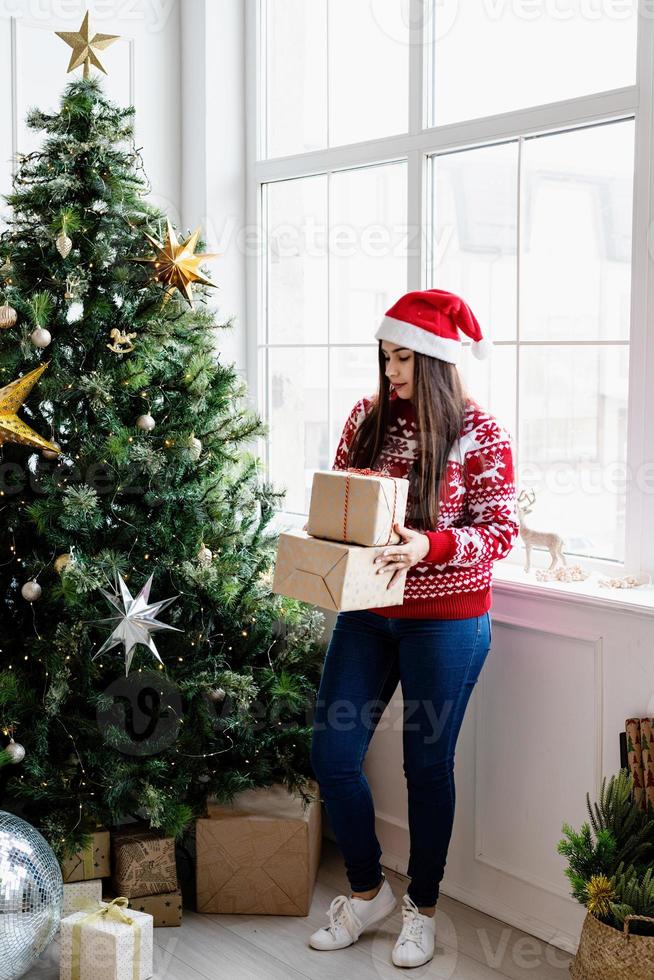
[332,390,520,619]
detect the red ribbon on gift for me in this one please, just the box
[341,467,400,545]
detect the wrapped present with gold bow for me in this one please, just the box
[59,896,153,980]
[271,528,407,611]
[103,888,183,928]
[62,879,103,918]
[60,828,111,883]
[307,468,409,546]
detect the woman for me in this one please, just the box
[307,288,520,968]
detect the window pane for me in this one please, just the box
[330,161,408,345]
[264,0,327,158]
[328,0,409,147]
[519,345,628,564]
[263,0,409,159]
[521,121,635,342]
[428,142,518,343]
[428,1,637,127]
[457,343,516,439]
[268,348,328,514]
[266,175,328,345]
[330,346,379,458]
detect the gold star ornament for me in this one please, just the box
[130,217,220,307]
[0,363,61,454]
[55,11,119,79]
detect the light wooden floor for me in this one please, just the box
[25,837,572,979]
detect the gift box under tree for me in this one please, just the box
[59,897,153,980]
[111,825,178,899]
[196,780,321,915]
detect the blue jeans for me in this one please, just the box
[310,608,492,908]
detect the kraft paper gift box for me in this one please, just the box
[129,889,182,928]
[63,879,103,917]
[196,779,322,915]
[111,826,178,899]
[307,469,409,546]
[61,828,111,883]
[104,888,183,928]
[59,898,153,980]
[272,528,407,611]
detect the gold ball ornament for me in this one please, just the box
[42,441,61,460]
[0,303,17,328]
[21,580,42,602]
[54,553,72,574]
[55,232,73,258]
[136,413,155,432]
[30,327,51,349]
[4,738,25,764]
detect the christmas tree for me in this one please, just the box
[0,66,325,856]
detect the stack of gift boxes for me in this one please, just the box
[57,823,182,980]
[272,467,411,611]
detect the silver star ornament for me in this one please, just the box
[92,572,183,675]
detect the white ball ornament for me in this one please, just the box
[187,435,202,460]
[136,414,156,432]
[5,738,25,764]
[21,580,42,602]
[30,327,51,348]
[197,544,213,565]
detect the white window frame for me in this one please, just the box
[245,0,654,583]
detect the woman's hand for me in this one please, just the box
[373,521,430,589]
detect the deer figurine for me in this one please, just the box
[517,489,567,573]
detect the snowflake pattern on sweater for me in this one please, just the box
[332,390,520,618]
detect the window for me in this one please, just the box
[250,0,647,576]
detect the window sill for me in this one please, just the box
[492,560,654,618]
[270,511,654,617]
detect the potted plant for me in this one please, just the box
[558,768,654,978]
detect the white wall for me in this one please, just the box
[0,1,181,230]
[181,0,247,378]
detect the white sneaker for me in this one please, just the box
[308,873,397,950]
[391,893,436,968]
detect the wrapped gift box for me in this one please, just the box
[197,779,322,915]
[129,889,182,928]
[307,469,409,546]
[61,828,111,883]
[104,888,183,928]
[272,528,407,610]
[59,899,153,980]
[63,879,103,917]
[111,826,178,899]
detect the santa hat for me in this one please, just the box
[374,288,490,363]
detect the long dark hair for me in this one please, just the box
[346,341,469,529]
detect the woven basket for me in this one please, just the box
[570,911,654,979]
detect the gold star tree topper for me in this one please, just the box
[0,363,61,454]
[55,11,119,79]
[130,217,220,307]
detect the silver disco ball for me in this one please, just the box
[0,810,63,980]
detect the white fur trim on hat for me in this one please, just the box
[375,315,461,364]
